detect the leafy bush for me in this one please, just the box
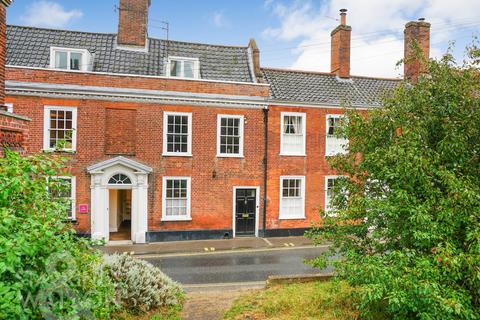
[104,253,184,314]
[0,151,117,319]
[308,45,480,319]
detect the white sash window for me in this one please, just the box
[279,176,305,219]
[280,112,306,156]
[326,114,348,156]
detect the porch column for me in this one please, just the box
[132,172,148,243]
[90,172,108,241]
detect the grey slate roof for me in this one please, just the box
[262,68,400,107]
[6,25,255,83]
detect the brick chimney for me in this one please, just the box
[248,38,263,82]
[404,18,430,82]
[117,0,150,48]
[331,9,351,78]
[0,0,11,106]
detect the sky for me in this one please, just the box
[6,0,480,78]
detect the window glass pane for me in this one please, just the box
[166,115,189,154]
[170,60,180,77]
[328,118,336,136]
[55,51,68,69]
[184,61,194,78]
[70,52,82,70]
[48,108,74,150]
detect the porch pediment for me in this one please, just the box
[87,156,152,174]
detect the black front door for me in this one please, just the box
[235,189,256,236]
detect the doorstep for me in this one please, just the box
[100,236,313,256]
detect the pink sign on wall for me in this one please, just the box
[79,204,89,213]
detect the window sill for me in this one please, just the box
[166,75,200,80]
[162,153,192,157]
[51,67,89,72]
[278,215,306,220]
[43,149,77,154]
[216,154,244,158]
[161,217,192,222]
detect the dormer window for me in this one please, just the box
[50,47,91,71]
[167,57,199,79]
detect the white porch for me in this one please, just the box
[87,156,152,244]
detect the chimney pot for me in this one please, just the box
[340,9,347,25]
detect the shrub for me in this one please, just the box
[104,253,184,314]
[308,44,480,319]
[0,150,117,319]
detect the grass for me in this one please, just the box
[113,304,183,320]
[224,280,360,320]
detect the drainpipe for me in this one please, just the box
[262,107,269,237]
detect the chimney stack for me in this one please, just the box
[117,0,150,48]
[331,9,351,78]
[248,38,263,82]
[404,18,430,82]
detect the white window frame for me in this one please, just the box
[325,175,344,215]
[166,56,200,79]
[279,175,306,220]
[51,176,76,220]
[326,114,348,156]
[162,111,193,157]
[280,112,306,156]
[161,176,192,222]
[43,106,78,152]
[216,114,244,158]
[4,103,13,113]
[49,47,91,71]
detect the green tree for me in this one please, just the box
[0,151,116,319]
[308,46,480,319]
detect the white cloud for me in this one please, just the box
[262,0,478,78]
[212,11,227,28]
[21,1,83,28]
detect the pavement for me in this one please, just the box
[101,235,314,256]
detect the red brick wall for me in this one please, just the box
[266,105,345,230]
[105,108,137,155]
[6,95,265,234]
[0,111,30,156]
[6,67,270,97]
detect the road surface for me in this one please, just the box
[143,246,329,285]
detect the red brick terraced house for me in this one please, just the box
[4,1,430,243]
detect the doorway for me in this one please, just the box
[109,189,132,241]
[233,187,259,237]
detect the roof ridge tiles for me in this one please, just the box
[7,24,249,49]
[262,67,401,82]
